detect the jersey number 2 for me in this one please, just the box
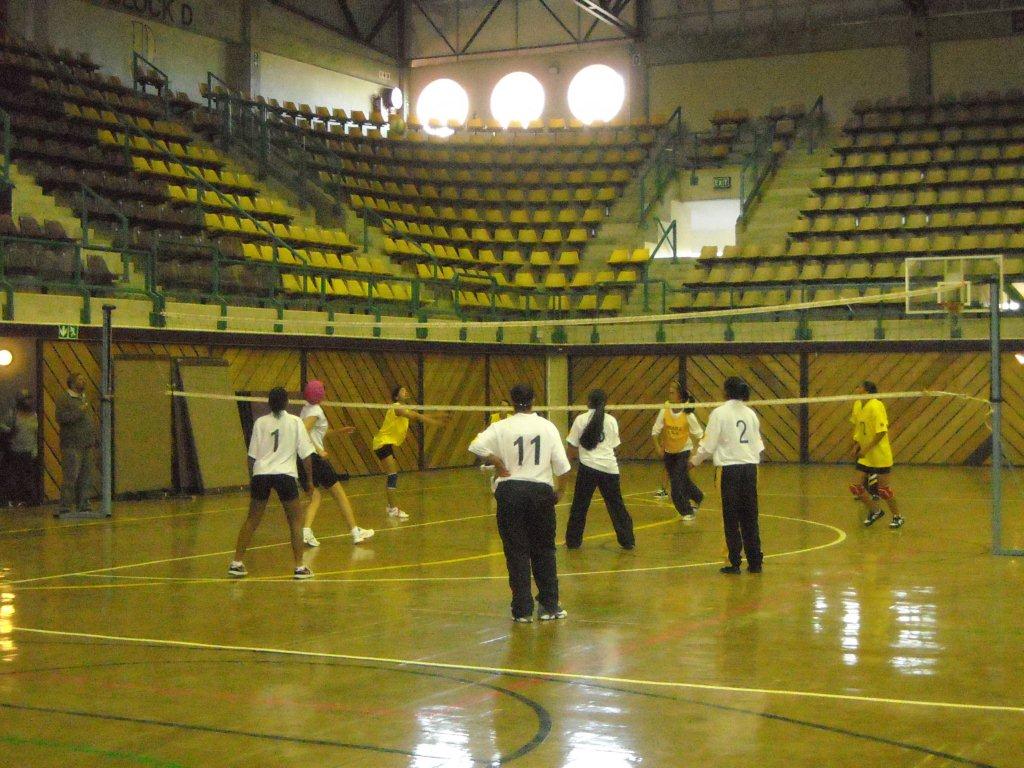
[514,435,541,465]
[736,420,749,444]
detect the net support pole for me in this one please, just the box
[100,304,115,519]
[989,281,1005,554]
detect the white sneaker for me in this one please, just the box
[303,528,320,547]
[388,506,410,520]
[352,527,375,544]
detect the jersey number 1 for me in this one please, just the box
[271,429,280,451]
[514,435,541,466]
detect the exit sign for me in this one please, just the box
[57,324,79,340]
[713,176,732,190]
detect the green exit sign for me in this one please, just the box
[713,176,732,190]
[57,324,79,340]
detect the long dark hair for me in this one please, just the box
[579,389,607,451]
[268,387,289,415]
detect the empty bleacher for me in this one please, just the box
[679,90,1024,313]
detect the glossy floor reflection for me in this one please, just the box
[0,464,1021,767]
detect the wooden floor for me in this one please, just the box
[0,463,1021,768]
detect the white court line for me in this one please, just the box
[7,490,652,588]
[7,503,495,586]
[9,509,843,591]
[11,626,1023,716]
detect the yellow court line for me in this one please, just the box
[9,510,842,592]
[7,506,496,586]
[8,487,651,587]
[302,513,845,584]
[0,480,468,539]
[10,626,1022,715]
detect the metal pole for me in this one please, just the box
[101,304,115,518]
[989,280,1007,554]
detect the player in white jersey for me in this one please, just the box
[229,387,316,580]
[469,383,572,623]
[691,376,765,575]
[565,389,635,550]
[297,380,374,547]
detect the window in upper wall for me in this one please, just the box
[567,64,625,125]
[416,78,469,137]
[490,71,545,128]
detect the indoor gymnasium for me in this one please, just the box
[1,0,1023,765]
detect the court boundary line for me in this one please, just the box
[11,626,1023,715]
[8,507,845,591]
[6,489,650,586]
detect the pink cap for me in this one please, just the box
[303,380,325,405]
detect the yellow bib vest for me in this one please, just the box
[660,406,690,453]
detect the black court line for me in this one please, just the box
[4,641,1003,767]
[0,655,550,765]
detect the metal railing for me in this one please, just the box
[0,106,11,191]
[0,234,161,323]
[739,96,826,223]
[638,106,684,222]
[77,183,129,250]
[132,51,170,98]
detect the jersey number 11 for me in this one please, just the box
[514,435,541,465]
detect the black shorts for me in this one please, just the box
[298,453,348,491]
[374,444,395,461]
[856,463,892,476]
[250,474,299,503]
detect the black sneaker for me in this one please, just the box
[864,508,885,527]
[889,516,904,529]
[538,606,567,621]
[720,565,741,575]
[748,564,763,574]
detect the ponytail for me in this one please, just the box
[579,389,607,451]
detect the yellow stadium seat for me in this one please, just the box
[529,251,552,268]
[558,251,581,267]
[630,248,651,264]
[545,272,568,290]
[570,271,594,289]
[608,249,630,265]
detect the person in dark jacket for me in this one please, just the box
[55,373,97,518]
[2,390,39,506]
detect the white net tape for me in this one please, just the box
[168,389,993,414]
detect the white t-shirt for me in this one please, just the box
[691,400,764,467]
[248,411,316,477]
[567,410,621,474]
[300,403,328,452]
[469,412,571,488]
[651,409,704,452]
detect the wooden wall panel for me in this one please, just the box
[808,352,991,464]
[306,351,421,475]
[219,348,301,393]
[488,355,546,417]
[686,354,801,462]
[423,353,486,469]
[570,355,680,460]
[1000,353,1024,465]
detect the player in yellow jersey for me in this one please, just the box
[372,385,445,519]
[849,381,904,529]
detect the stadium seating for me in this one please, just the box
[682,89,1024,312]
